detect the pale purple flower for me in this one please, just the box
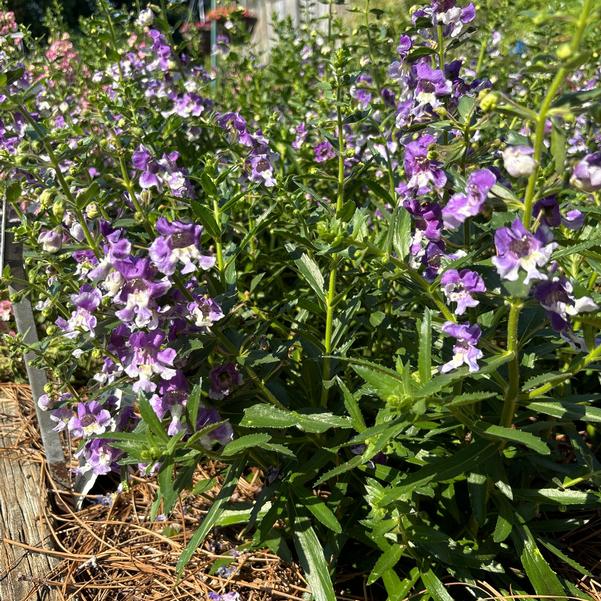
[75,439,121,476]
[440,269,486,315]
[502,146,537,177]
[571,151,601,191]
[209,363,243,400]
[187,295,224,328]
[442,168,496,229]
[196,406,233,447]
[50,407,72,432]
[124,331,177,393]
[533,196,561,227]
[68,401,112,438]
[534,277,598,332]
[414,60,452,106]
[397,34,412,57]
[150,218,215,276]
[248,153,276,187]
[404,198,443,241]
[292,122,307,150]
[440,322,483,373]
[314,140,336,163]
[492,218,556,284]
[562,209,584,230]
[132,145,152,171]
[351,74,373,108]
[38,229,63,253]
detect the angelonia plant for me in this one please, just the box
[1,0,601,598]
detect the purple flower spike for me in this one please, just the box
[209,363,243,400]
[404,134,447,194]
[150,217,215,276]
[68,401,113,438]
[492,218,556,284]
[440,321,483,373]
[571,151,601,192]
[442,168,496,229]
[440,269,486,315]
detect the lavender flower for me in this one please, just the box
[209,363,243,400]
[492,219,555,284]
[197,406,234,447]
[534,277,598,332]
[68,401,113,438]
[533,196,561,227]
[38,229,63,253]
[571,151,601,191]
[440,322,483,373]
[442,168,496,229]
[75,439,121,476]
[440,269,486,315]
[502,145,536,177]
[314,140,336,163]
[150,218,215,276]
[403,134,447,194]
[187,295,224,329]
[562,209,585,230]
[414,60,452,107]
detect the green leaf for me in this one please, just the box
[392,206,412,260]
[418,308,432,384]
[445,391,497,407]
[522,371,565,391]
[550,121,566,175]
[191,201,221,238]
[292,484,342,534]
[241,404,352,433]
[187,382,202,429]
[199,171,219,198]
[527,400,601,423]
[513,523,567,598]
[554,237,601,259]
[380,441,498,505]
[176,460,244,575]
[350,359,412,406]
[480,424,550,455]
[191,477,217,495]
[314,455,364,486]
[421,569,453,601]
[336,377,366,432]
[368,544,404,585]
[539,540,592,578]
[221,433,272,457]
[285,244,325,304]
[514,488,600,506]
[138,396,169,443]
[293,520,336,601]
[493,513,512,543]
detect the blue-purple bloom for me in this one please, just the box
[440,321,483,373]
[440,269,486,315]
[403,134,447,194]
[209,363,243,400]
[314,140,336,163]
[492,219,556,284]
[187,295,224,329]
[442,168,496,229]
[571,151,601,191]
[534,277,598,332]
[75,439,121,476]
[150,218,215,276]
[68,401,113,438]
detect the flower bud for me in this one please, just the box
[479,91,498,112]
[556,43,572,60]
[52,197,65,220]
[502,146,537,177]
[38,229,63,253]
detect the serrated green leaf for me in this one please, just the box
[241,404,352,433]
[480,424,549,455]
[221,433,272,456]
[336,377,366,432]
[418,308,432,384]
[285,244,325,303]
[527,400,601,423]
[421,569,453,601]
[368,544,404,585]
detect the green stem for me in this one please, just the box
[212,198,225,274]
[436,24,445,69]
[321,75,346,407]
[475,35,488,77]
[500,301,522,428]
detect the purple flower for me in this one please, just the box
[49,407,73,432]
[209,363,243,400]
[533,196,561,227]
[492,218,556,284]
[562,209,584,230]
[149,218,215,276]
[187,295,224,328]
[132,145,152,171]
[440,269,486,315]
[75,439,121,476]
[397,34,412,57]
[404,198,443,241]
[247,153,276,187]
[68,401,113,438]
[124,330,177,393]
[197,406,233,447]
[38,229,63,253]
[314,140,336,163]
[113,258,171,329]
[414,60,452,107]
[55,308,98,339]
[292,122,307,150]
[403,134,447,194]
[534,277,598,332]
[351,73,373,108]
[440,321,483,373]
[442,168,496,229]
[571,151,601,191]
[502,146,536,178]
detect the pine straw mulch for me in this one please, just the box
[1,382,601,601]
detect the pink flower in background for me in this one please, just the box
[0,300,12,321]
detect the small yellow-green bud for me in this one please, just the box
[479,91,499,112]
[556,44,572,60]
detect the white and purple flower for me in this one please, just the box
[440,269,486,315]
[442,168,496,229]
[440,321,483,373]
